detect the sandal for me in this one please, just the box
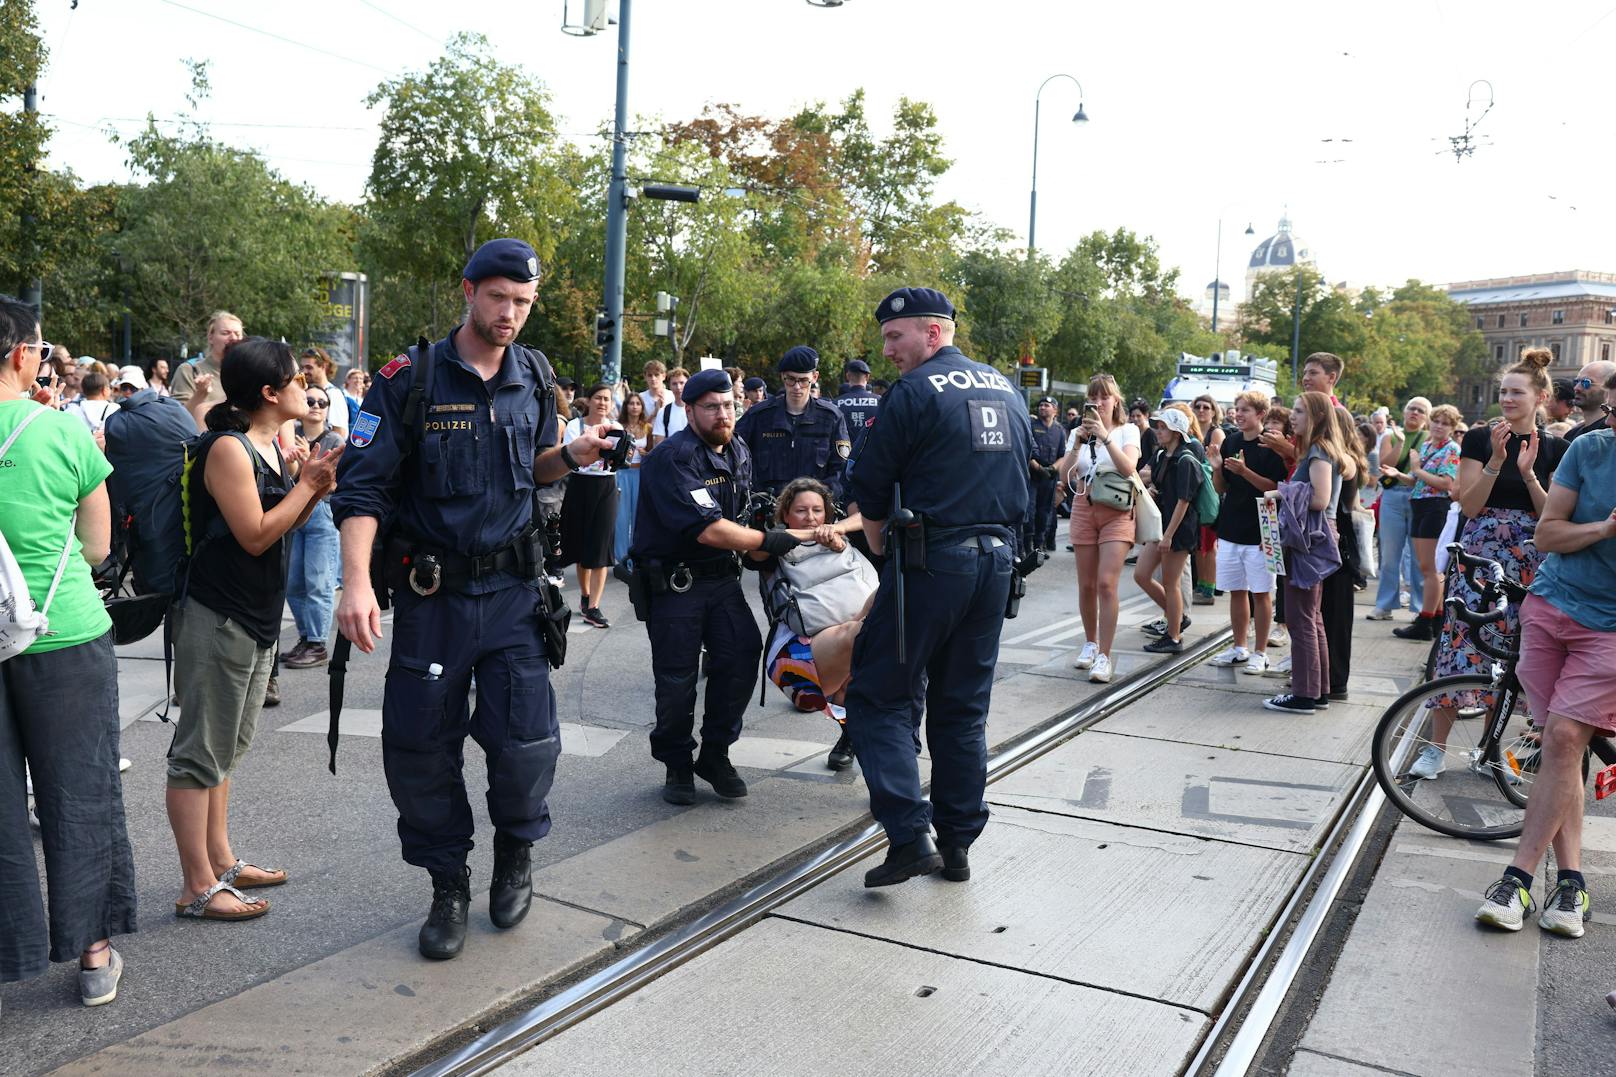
[175,879,270,921]
[218,859,288,890]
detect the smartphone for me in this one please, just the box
[1082,403,1099,414]
[36,374,53,388]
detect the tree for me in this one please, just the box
[951,246,1062,367]
[0,0,48,301]
[1239,267,1369,392]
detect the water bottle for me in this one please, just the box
[425,663,443,681]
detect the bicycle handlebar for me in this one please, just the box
[1443,596,1518,663]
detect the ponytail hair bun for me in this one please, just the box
[204,400,251,433]
[1503,347,1553,394]
[1517,347,1552,371]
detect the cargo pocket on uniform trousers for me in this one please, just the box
[492,648,560,824]
[382,653,458,836]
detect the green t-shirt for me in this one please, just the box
[0,399,114,653]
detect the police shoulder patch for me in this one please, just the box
[377,354,411,380]
[835,439,851,459]
[350,410,382,448]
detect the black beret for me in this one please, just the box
[742,376,767,391]
[845,358,871,375]
[463,238,542,284]
[682,368,732,403]
[555,375,577,389]
[874,286,955,324]
[870,378,890,390]
[778,345,819,373]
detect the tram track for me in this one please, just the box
[411,622,1411,1077]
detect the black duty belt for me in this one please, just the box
[650,555,742,593]
[387,534,541,597]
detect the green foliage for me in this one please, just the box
[0,0,47,297]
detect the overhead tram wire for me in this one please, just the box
[154,0,394,76]
[358,0,441,45]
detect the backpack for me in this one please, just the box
[763,540,877,638]
[0,408,77,661]
[1194,458,1221,525]
[103,391,205,596]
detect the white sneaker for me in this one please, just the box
[1072,641,1098,670]
[1268,625,1288,648]
[1088,653,1113,683]
[1399,590,1411,608]
[1408,744,1445,780]
[1476,876,1534,932]
[1266,654,1293,677]
[1366,608,1395,621]
[1210,646,1250,666]
[1241,652,1270,675]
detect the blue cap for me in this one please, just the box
[682,368,732,403]
[463,238,542,284]
[844,358,870,375]
[875,286,955,324]
[742,376,767,391]
[778,345,819,373]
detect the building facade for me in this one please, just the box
[1447,270,1616,418]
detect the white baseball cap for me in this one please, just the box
[115,365,148,390]
[1150,408,1194,438]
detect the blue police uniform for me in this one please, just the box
[734,347,852,503]
[332,319,560,877]
[630,382,763,769]
[1027,409,1067,550]
[833,382,881,469]
[846,290,1031,858]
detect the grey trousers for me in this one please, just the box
[0,631,137,981]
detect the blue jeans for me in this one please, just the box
[1373,484,1423,612]
[614,467,641,566]
[287,500,339,643]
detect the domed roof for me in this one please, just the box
[1248,215,1312,272]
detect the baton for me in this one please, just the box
[885,482,917,666]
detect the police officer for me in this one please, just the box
[630,369,801,804]
[1027,396,1067,552]
[332,239,616,961]
[741,375,769,409]
[734,346,851,503]
[833,358,881,463]
[845,287,1031,888]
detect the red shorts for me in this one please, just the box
[1516,594,1616,734]
[1069,496,1135,546]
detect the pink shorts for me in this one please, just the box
[1516,594,1616,734]
[1069,496,1135,547]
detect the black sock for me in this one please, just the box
[1504,865,1534,890]
[1557,868,1586,891]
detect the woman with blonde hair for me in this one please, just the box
[1380,403,1464,640]
[1056,373,1140,684]
[1190,395,1227,604]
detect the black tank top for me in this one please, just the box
[186,432,291,647]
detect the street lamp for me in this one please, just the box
[1027,73,1087,254]
[1210,219,1255,334]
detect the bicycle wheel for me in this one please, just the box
[1371,673,1528,840]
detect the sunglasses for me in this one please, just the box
[306,396,328,409]
[1601,403,1614,417]
[1574,377,1595,390]
[21,340,54,364]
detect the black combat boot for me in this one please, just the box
[694,745,748,799]
[663,763,697,806]
[418,865,471,960]
[864,834,943,888]
[826,728,854,772]
[489,834,533,929]
[938,844,971,882]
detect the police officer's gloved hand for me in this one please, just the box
[758,529,802,558]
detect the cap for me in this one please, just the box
[115,365,148,390]
[555,375,577,390]
[844,358,871,375]
[778,345,819,373]
[682,367,732,403]
[1038,396,1057,407]
[742,376,767,391]
[1552,377,1576,404]
[1150,408,1194,438]
[462,238,542,284]
[875,286,955,324]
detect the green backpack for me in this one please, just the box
[1194,459,1221,525]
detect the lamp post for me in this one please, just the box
[1027,74,1087,254]
[1210,218,1255,334]
[1290,271,1304,385]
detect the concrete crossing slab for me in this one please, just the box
[1097,683,1382,765]
[987,730,1360,852]
[498,917,1208,1077]
[777,805,1306,1013]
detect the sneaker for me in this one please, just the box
[1393,617,1435,641]
[1539,879,1591,938]
[1268,625,1288,648]
[1192,591,1216,606]
[1088,653,1113,683]
[1210,646,1250,667]
[1142,636,1183,654]
[1269,654,1292,676]
[1366,608,1395,621]
[1399,589,1411,609]
[282,641,329,669]
[1240,652,1270,675]
[1072,641,1098,670]
[1313,695,1331,710]
[1140,618,1169,638]
[1263,693,1316,714]
[79,947,123,1007]
[581,606,610,629]
[1409,745,1445,780]
[1476,875,1535,931]
[282,640,311,664]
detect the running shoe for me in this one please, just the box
[1142,616,1191,639]
[1366,608,1395,621]
[1088,654,1113,683]
[1475,875,1535,931]
[1210,646,1250,666]
[1539,879,1591,939]
[1072,641,1098,670]
[1240,652,1270,675]
[1268,625,1288,648]
[1409,744,1445,780]
[582,606,610,629]
[1262,693,1315,714]
[1142,637,1183,654]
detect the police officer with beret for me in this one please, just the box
[333,238,617,960]
[1027,396,1067,552]
[629,368,805,804]
[833,358,881,464]
[734,346,852,503]
[845,286,1031,888]
[741,376,769,410]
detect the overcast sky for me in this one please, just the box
[31,0,1616,307]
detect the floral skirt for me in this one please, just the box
[1428,507,1543,711]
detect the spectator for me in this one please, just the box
[340,367,366,428]
[1473,389,1614,937]
[1546,419,1573,439]
[170,311,243,425]
[54,350,81,406]
[1261,405,1295,654]
[1128,399,1160,480]
[114,365,148,401]
[1382,404,1463,640]
[147,357,172,397]
[298,348,346,438]
[561,383,622,628]
[1206,390,1288,674]
[1299,351,1344,405]
[165,338,340,921]
[1262,392,1346,713]
[1564,360,1615,442]
[647,367,689,450]
[1410,349,1566,779]
[1321,405,1370,700]
[725,367,746,408]
[1370,397,1431,619]
[1189,396,1226,604]
[0,297,134,1007]
[555,375,578,421]
[1135,407,1202,654]
[1059,373,1140,683]
[282,383,345,670]
[67,371,117,438]
[1548,378,1576,424]
[640,360,671,421]
[614,391,651,567]
[1026,396,1066,553]
[1064,404,1080,431]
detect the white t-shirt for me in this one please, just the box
[67,398,118,434]
[654,399,687,441]
[640,388,673,421]
[564,417,623,476]
[1067,421,1140,483]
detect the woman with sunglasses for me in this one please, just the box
[282,383,345,670]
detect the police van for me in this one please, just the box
[1159,352,1278,412]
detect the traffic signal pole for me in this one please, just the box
[599,0,632,386]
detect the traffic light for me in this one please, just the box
[595,312,615,349]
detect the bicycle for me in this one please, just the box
[1371,545,1616,840]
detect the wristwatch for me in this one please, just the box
[559,443,581,472]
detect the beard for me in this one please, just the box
[470,309,516,347]
[695,419,733,449]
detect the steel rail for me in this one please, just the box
[414,626,1234,1077]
